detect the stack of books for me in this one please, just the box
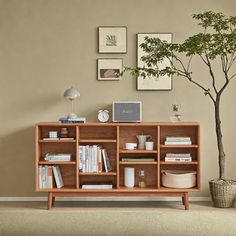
[38,165,64,189]
[164,136,192,145]
[82,182,113,190]
[58,117,86,123]
[121,157,156,162]
[44,153,71,162]
[165,153,192,162]
[79,145,112,173]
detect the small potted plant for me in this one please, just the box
[125,11,236,207]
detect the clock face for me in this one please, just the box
[98,110,109,122]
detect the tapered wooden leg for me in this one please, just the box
[182,196,185,205]
[48,192,53,210]
[52,196,55,206]
[183,192,189,210]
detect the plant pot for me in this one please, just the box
[209,179,236,208]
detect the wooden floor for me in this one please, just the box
[0,201,236,236]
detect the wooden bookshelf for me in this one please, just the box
[35,122,200,210]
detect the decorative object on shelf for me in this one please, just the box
[124,11,236,208]
[138,170,146,188]
[60,128,69,138]
[98,110,109,122]
[161,170,197,188]
[64,87,80,119]
[124,167,135,188]
[98,26,127,53]
[125,143,137,150]
[136,33,172,91]
[97,58,122,81]
[136,134,152,150]
[170,104,182,122]
[145,141,154,150]
[112,101,142,122]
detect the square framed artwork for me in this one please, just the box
[98,26,127,53]
[97,58,123,81]
[137,33,172,91]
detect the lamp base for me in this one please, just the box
[67,113,78,119]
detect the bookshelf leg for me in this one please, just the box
[48,192,53,210]
[182,196,185,205]
[52,196,55,206]
[183,192,189,210]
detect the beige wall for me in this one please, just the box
[0,0,236,197]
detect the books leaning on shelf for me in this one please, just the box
[165,153,192,162]
[164,136,192,145]
[79,145,112,173]
[44,153,71,162]
[82,182,113,190]
[121,157,156,162]
[38,165,64,189]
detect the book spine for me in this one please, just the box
[164,141,192,145]
[38,166,42,189]
[165,157,192,162]
[102,149,108,172]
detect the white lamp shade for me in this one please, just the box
[64,87,80,100]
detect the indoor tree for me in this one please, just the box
[125,11,236,207]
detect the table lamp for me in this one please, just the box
[64,87,80,119]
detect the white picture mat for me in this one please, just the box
[137,33,172,90]
[97,59,123,81]
[99,27,127,53]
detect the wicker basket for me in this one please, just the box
[209,180,236,208]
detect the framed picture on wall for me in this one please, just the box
[97,58,123,81]
[98,26,127,53]
[137,33,172,91]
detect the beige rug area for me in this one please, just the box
[0,201,235,236]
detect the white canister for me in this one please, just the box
[124,167,135,188]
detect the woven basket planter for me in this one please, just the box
[209,180,236,208]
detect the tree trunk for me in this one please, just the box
[214,96,225,179]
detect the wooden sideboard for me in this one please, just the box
[35,122,200,210]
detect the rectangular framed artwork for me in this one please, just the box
[98,26,127,53]
[137,33,172,91]
[97,58,123,81]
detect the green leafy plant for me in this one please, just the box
[125,11,236,180]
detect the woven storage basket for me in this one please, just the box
[209,180,236,208]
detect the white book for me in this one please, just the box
[165,157,192,162]
[165,141,192,145]
[102,149,108,172]
[38,166,42,189]
[166,153,191,157]
[166,137,191,141]
[42,166,46,189]
[82,146,86,172]
[93,145,98,172]
[82,185,112,190]
[52,166,64,188]
[79,146,83,171]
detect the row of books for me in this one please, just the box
[38,165,64,189]
[79,145,112,173]
[165,153,192,162]
[164,136,192,145]
[44,153,71,162]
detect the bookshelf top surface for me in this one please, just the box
[36,122,199,127]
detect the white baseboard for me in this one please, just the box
[0,197,211,202]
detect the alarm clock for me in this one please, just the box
[98,110,109,122]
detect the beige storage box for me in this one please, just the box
[161,170,197,188]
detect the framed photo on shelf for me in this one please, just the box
[137,33,172,91]
[98,26,127,53]
[97,58,123,81]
